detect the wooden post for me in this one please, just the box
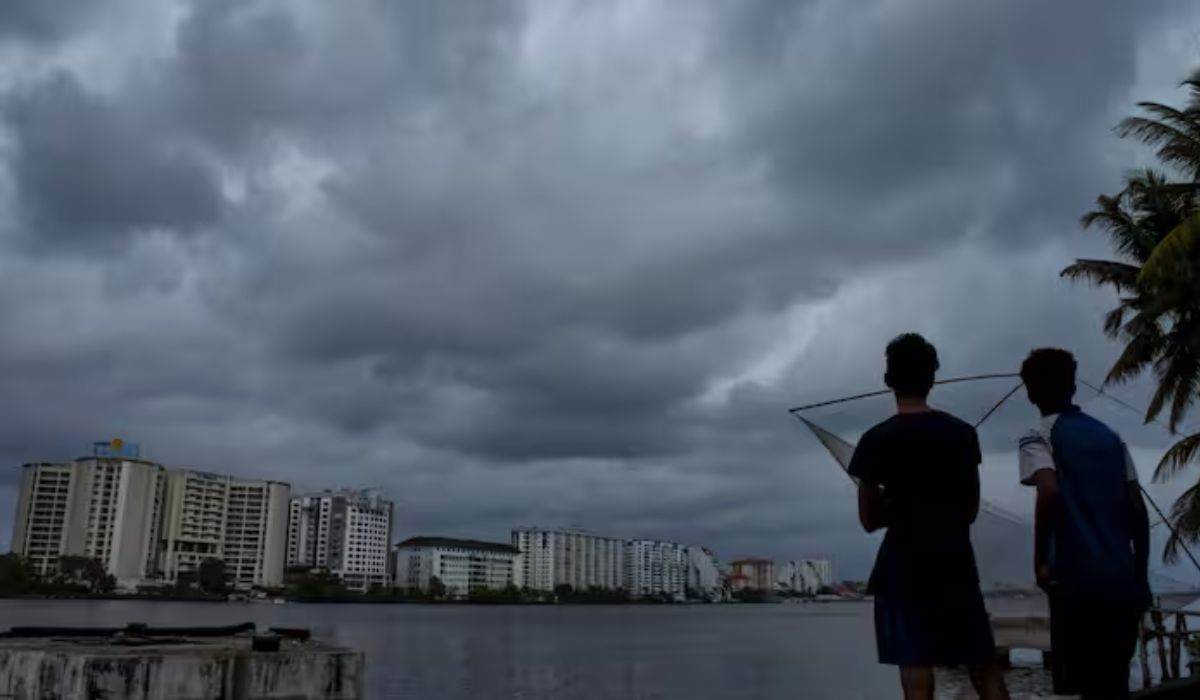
[1152,610,1171,681]
[1171,612,1185,680]
[1140,613,1152,689]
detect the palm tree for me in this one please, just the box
[1064,69,1200,561]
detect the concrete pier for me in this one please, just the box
[0,624,362,699]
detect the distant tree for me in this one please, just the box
[288,568,349,600]
[0,553,37,594]
[196,558,230,595]
[428,576,447,600]
[468,584,522,604]
[57,556,114,593]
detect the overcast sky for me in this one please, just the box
[2,0,1200,583]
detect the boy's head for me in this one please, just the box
[1021,347,1077,412]
[884,333,939,399]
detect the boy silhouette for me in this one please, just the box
[849,334,1008,700]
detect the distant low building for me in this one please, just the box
[729,557,775,592]
[394,537,518,597]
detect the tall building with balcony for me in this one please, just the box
[10,463,88,578]
[286,490,393,591]
[11,443,166,587]
[223,480,290,589]
[624,539,688,599]
[394,537,517,596]
[12,441,290,590]
[511,528,625,592]
[159,470,232,582]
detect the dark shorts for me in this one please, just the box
[874,588,995,667]
[1049,592,1140,697]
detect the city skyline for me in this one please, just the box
[10,439,839,597]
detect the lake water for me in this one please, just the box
[0,598,1151,699]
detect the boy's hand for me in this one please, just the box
[1035,561,1053,592]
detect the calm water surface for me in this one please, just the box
[0,600,904,699]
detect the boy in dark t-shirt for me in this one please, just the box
[848,334,1008,700]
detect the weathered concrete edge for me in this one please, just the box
[1132,676,1200,699]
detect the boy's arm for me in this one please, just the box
[1124,446,1150,603]
[966,463,981,525]
[1020,429,1057,589]
[848,433,886,533]
[857,483,888,533]
[1031,468,1059,590]
[966,428,982,524]
[1127,483,1150,582]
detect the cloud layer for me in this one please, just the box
[2,0,1199,581]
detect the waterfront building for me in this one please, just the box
[287,490,393,591]
[215,478,289,589]
[12,442,166,588]
[776,558,834,594]
[12,441,290,589]
[162,471,290,589]
[729,557,775,592]
[511,528,625,592]
[687,546,723,600]
[393,536,517,596]
[624,539,688,599]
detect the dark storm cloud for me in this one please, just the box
[4,73,224,250]
[0,0,1195,577]
[720,0,1163,260]
[166,0,525,152]
[0,0,98,42]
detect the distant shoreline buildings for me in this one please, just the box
[10,440,835,599]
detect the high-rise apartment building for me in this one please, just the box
[159,471,292,589]
[224,480,290,589]
[286,490,393,591]
[159,470,231,582]
[511,528,625,592]
[11,463,87,578]
[12,442,291,590]
[624,539,688,599]
[11,447,166,587]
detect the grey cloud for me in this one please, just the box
[0,0,1196,581]
[4,73,224,250]
[0,0,98,42]
[721,0,1162,261]
[167,0,525,152]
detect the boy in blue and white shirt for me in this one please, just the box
[1018,348,1151,699]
